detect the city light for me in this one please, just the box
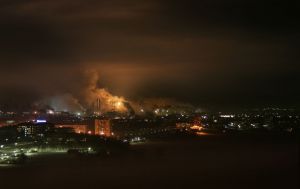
[47,110,55,115]
[190,125,203,131]
[36,120,47,123]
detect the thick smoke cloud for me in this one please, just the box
[30,69,128,113]
[34,69,195,114]
[81,70,127,113]
[37,94,84,113]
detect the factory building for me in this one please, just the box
[55,124,88,134]
[53,118,112,137]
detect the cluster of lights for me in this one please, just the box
[190,125,203,131]
[220,115,235,118]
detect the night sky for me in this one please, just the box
[0,0,299,110]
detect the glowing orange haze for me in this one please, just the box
[84,70,127,113]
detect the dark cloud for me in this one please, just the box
[0,0,299,110]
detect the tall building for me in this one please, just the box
[17,122,54,137]
[94,119,112,137]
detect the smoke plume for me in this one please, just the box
[80,70,128,113]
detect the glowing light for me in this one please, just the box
[196,132,212,136]
[47,110,54,115]
[190,125,203,131]
[36,120,47,123]
[114,101,123,110]
[220,115,235,118]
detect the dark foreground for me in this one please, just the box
[0,134,298,189]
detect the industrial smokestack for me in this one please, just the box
[96,98,101,112]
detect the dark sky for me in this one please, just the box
[0,0,299,110]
